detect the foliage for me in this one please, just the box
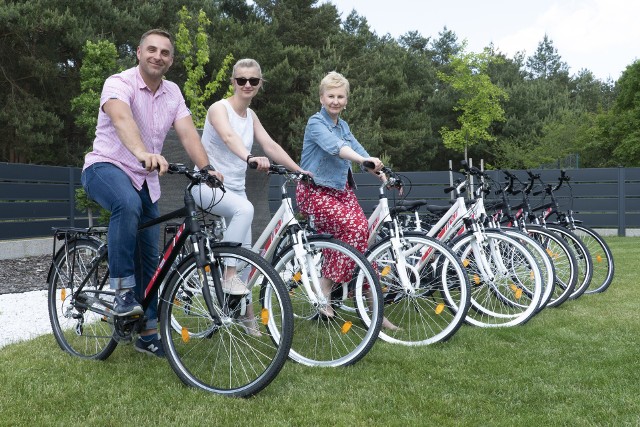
[70,40,120,139]
[437,48,508,160]
[0,0,635,171]
[175,6,234,128]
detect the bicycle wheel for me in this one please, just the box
[450,230,543,327]
[500,227,556,312]
[525,225,578,308]
[47,237,117,360]
[571,225,615,294]
[366,233,470,346]
[160,246,293,397]
[272,235,383,367]
[545,224,593,299]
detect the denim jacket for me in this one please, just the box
[299,107,369,190]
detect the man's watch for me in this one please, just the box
[200,164,215,173]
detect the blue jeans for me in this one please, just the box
[81,163,159,329]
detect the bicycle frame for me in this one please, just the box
[248,167,328,307]
[54,164,223,331]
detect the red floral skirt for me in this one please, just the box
[296,182,369,283]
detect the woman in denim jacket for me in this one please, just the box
[296,71,397,330]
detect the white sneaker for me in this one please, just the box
[222,276,249,295]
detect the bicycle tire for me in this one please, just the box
[570,225,615,294]
[159,246,293,397]
[500,227,556,312]
[271,235,383,367]
[450,230,543,327]
[47,237,118,360]
[366,232,471,346]
[524,225,578,308]
[545,224,593,299]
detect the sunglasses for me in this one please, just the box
[234,77,261,86]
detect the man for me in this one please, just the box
[81,29,222,357]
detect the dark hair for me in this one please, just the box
[139,29,174,54]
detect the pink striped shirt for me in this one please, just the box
[83,66,191,202]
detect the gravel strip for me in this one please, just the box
[0,255,50,295]
[0,256,52,349]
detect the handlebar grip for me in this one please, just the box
[362,160,375,169]
[248,161,258,169]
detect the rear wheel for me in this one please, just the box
[47,237,117,360]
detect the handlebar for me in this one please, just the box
[141,161,225,191]
[362,161,403,190]
[249,161,313,183]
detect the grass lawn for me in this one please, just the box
[1,237,638,426]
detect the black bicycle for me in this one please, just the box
[47,163,293,397]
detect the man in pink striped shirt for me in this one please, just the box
[82,29,221,357]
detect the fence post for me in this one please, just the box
[618,166,626,237]
[69,167,75,227]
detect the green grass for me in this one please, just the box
[1,237,638,426]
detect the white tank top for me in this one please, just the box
[201,99,254,192]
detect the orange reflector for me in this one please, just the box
[435,303,445,314]
[293,271,302,282]
[473,274,480,284]
[596,255,602,263]
[381,266,391,276]
[173,298,181,307]
[204,264,211,272]
[510,284,523,299]
[61,288,66,301]
[530,271,535,279]
[341,321,353,334]
[181,327,190,343]
[261,308,269,325]
[463,259,470,267]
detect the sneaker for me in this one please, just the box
[134,335,165,358]
[222,276,250,295]
[113,290,143,316]
[239,315,262,337]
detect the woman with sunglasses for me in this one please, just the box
[192,58,309,336]
[295,71,398,330]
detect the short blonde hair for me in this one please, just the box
[232,58,263,78]
[319,71,349,97]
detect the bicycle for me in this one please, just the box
[361,162,471,346]
[404,164,544,327]
[533,170,615,294]
[248,163,383,367]
[47,163,293,397]
[519,171,594,300]
[496,170,579,308]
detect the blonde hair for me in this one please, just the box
[232,58,263,78]
[319,71,349,97]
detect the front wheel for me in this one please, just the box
[271,236,383,367]
[572,225,615,294]
[159,245,293,397]
[366,233,471,346]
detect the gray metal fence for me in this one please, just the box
[1,161,639,240]
[268,166,640,236]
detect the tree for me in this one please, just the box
[526,34,569,80]
[175,7,234,128]
[437,48,508,161]
[70,40,121,139]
